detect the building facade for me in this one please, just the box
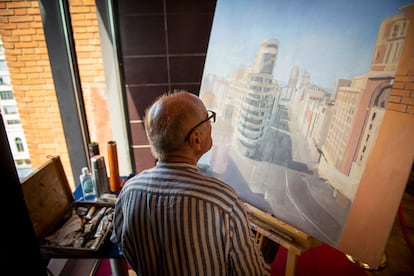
[0,38,32,178]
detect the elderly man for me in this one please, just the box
[111,91,271,275]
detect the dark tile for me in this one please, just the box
[123,56,168,85]
[167,13,214,54]
[126,85,169,120]
[130,122,149,145]
[169,55,206,83]
[117,0,164,15]
[165,0,216,13]
[133,148,156,172]
[119,15,166,56]
[170,85,201,95]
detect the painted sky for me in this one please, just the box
[203,0,414,90]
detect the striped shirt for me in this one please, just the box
[111,162,271,275]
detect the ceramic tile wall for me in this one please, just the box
[116,0,217,171]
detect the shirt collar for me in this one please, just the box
[156,161,200,173]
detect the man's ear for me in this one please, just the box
[188,130,202,151]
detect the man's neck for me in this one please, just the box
[162,155,199,165]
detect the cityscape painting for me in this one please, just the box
[198,0,414,246]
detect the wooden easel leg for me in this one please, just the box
[285,250,297,276]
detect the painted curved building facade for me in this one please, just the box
[235,39,279,157]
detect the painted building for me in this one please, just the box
[319,10,409,198]
[285,65,299,101]
[234,39,280,157]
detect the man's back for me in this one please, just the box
[112,162,270,275]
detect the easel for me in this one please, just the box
[244,203,321,276]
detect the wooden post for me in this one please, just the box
[286,250,297,276]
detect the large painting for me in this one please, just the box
[198,0,414,248]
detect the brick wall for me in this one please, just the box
[0,0,110,189]
[388,77,414,114]
[387,4,414,115]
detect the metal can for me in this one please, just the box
[91,155,110,197]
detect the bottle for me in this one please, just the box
[91,155,110,198]
[80,167,96,201]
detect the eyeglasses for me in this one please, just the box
[184,110,216,142]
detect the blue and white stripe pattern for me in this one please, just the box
[112,162,271,275]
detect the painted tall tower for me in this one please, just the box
[235,39,279,157]
[285,65,299,101]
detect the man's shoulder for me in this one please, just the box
[188,175,242,212]
[120,166,241,210]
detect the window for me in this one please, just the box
[0,60,8,71]
[391,24,399,37]
[15,137,24,152]
[385,43,392,63]
[0,90,13,100]
[0,1,132,187]
[6,119,21,125]
[3,105,17,114]
[0,76,11,84]
[393,43,400,63]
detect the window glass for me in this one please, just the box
[7,119,21,125]
[0,1,116,186]
[3,105,17,114]
[15,137,24,152]
[0,60,8,71]
[0,91,13,99]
